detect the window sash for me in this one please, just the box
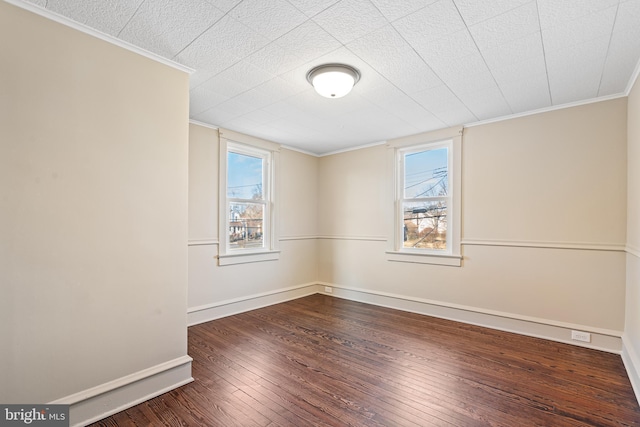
[397,140,453,254]
[224,141,272,254]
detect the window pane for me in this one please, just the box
[227,152,263,199]
[403,201,447,250]
[404,148,448,199]
[229,202,264,249]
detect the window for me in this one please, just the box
[227,148,268,250]
[401,144,450,251]
[219,132,279,265]
[387,128,462,266]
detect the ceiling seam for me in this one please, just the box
[116,0,146,38]
[535,0,553,106]
[343,40,447,129]
[451,0,514,116]
[171,0,246,62]
[596,1,622,97]
[387,11,480,125]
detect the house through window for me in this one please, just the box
[227,149,267,250]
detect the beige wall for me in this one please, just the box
[0,2,189,404]
[317,146,389,238]
[626,74,640,368]
[187,125,318,313]
[318,99,628,333]
[464,100,627,244]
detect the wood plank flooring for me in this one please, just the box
[91,294,640,426]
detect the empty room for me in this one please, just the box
[2,0,640,426]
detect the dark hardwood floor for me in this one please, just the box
[92,294,640,426]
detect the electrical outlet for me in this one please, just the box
[324,286,333,293]
[571,330,591,343]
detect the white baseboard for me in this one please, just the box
[51,355,193,427]
[622,334,640,404]
[187,283,322,326]
[318,283,623,354]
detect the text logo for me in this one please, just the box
[0,405,68,426]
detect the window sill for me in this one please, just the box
[218,250,280,266]
[386,250,462,267]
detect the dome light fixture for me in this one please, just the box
[306,64,361,99]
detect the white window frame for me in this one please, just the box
[218,131,280,266]
[386,127,462,266]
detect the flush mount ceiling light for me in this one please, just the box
[306,64,361,99]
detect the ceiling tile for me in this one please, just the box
[198,74,250,98]
[230,77,304,109]
[205,15,271,58]
[286,89,365,120]
[370,0,439,22]
[175,41,238,76]
[428,52,494,94]
[193,106,241,125]
[286,0,340,18]
[458,86,512,120]
[547,37,610,104]
[118,0,225,59]
[490,55,547,87]
[203,0,243,13]
[208,98,256,119]
[279,110,331,133]
[599,41,640,94]
[393,0,466,43]
[500,73,551,112]
[468,1,540,51]
[541,3,617,52]
[347,25,443,93]
[174,15,268,72]
[217,60,276,90]
[599,0,640,94]
[396,26,478,69]
[229,0,308,41]
[335,104,421,139]
[480,31,544,70]
[189,69,220,89]
[46,0,143,35]
[359,81,445,126]
[445,68,497,96]
[221,115,262,129]
[413,84,477,125]
[537,0,619,29]
[261,99,302,119]
[274,21,342,64]
[453,0,532,26]
[434,106,477,127]
[245,42,305,76]
[189,86,230,115]
[239,109,280,126]
[312,0,389,44]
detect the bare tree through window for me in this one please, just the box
[402,147,449,250]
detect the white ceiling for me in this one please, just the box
[24,0,640,155]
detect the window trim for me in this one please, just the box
[218,131,280,266]
[386,127,462,266]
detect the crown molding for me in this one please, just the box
[625,57,640,96]
[189,120,219,130]
[464,93,627,129]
